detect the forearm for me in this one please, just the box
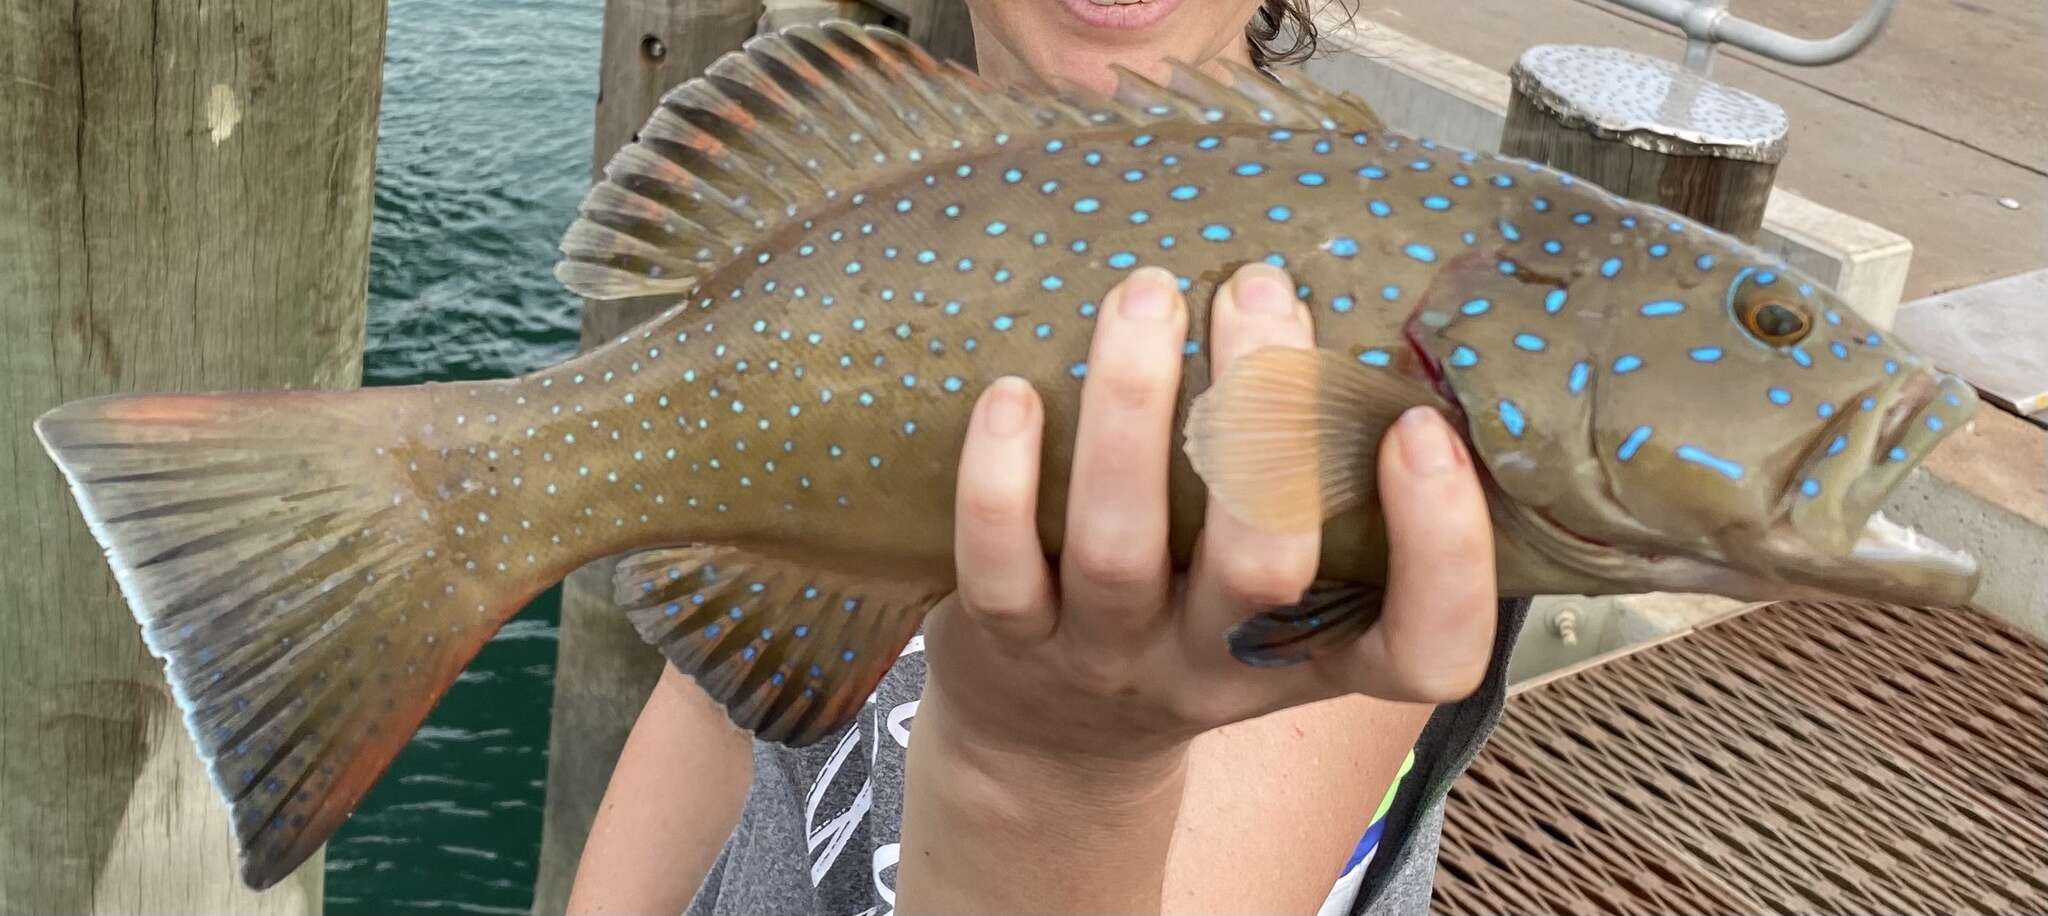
[1166,695,1433,913]
[895,686,1192,915]
[566,663,755,915]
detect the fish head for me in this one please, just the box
[1402,185,1980,607]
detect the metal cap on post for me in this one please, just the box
[1499,0,1896,242]
[1504,44,1788,240]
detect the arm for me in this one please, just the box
[564,662,755,916]
[1167,696,1432,914]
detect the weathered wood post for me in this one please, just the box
[529,3,764,913]
[531,4,975,912]
[0,1,387,914]
[1501,44,1787,241]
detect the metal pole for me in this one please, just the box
[1601,0,1896,73]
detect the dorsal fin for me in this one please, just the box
[553,21,1389,301]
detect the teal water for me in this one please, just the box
[326,1,601,911]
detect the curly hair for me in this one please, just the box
[1247,0,1335,69]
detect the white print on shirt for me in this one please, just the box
[805,637,924,909]
[804,726,872,887]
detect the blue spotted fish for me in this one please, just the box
[33,22,1980,890]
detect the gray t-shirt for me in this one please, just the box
[683,597,1531,915]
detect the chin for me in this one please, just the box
[964,0,1264,93]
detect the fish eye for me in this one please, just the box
[1740,299,1811,346]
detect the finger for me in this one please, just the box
[952,377,1058,644]
[1059,265,1189,642]
[1341,406,1499,703]
[1185,264,1322,638]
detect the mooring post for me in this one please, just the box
[1500,44,1787,241]
[530,3,764,913]
[0,1,386,913]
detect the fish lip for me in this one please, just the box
[1762,371,1981,606]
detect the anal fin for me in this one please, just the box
[615,546,945,745]
[1227,583,1383,667]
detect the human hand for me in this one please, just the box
[921,261,1501,771]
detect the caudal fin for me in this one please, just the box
[34,389,545,889]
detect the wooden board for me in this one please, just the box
[1892,268,2048,422]
[0,1,386,912]
[529,3,765,914]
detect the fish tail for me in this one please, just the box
[34,386,553,889]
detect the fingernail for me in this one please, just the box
[1397,406,1458,476]
[984,378,1032,437]
[1119,267,1175,320]
[1231,265,1295,316]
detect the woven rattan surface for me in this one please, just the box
[1433,600,2048,914]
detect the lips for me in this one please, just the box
[1057,0,1185,31]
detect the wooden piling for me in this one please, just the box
[1500,44,1787,241]
[529,3,765,913]
[0,1,386,913]
[530,5,978,911]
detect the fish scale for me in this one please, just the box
[32,21,1980,891]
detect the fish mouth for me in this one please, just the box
[1762,368,1983,607]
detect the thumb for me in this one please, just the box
[1346,405,1499,703]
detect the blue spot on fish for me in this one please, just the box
[1514,333,1546,352]
[1297,171,1327,187]
[1358,349,1391,366]
[1073,197,1101,214]
[1332,295,1355,313]
[1545,289,1568,314]
[1613,355,1644,374]
[1690,346,1723,362]
[1449,346,1478,368]
[1108,252,1138,269]
[1827,435,1847,456]
[1171,185,1200,201]
[1234,163,1266,177]
[1767,387,1793,406]
[1042,276,1065,291]
[1801,479,1821,498]
[1402,242,1434,263]
[1369,200,1392,218]
[1498,401,1527,438]
[1676,445,1745,480]
[1423,195,1451,210]
[1201,224,1234,242]
[1568,361,1590,394]
[1461,298,1492,316]
[1600,258,1624,278]
[1640,300,1685,317]
[1618,425,1653,461]
[1267,205,1292,222]
[1382,285,1402,301]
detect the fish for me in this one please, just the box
[31,21,1980,890]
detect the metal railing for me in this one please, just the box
[1602,0,1897,73]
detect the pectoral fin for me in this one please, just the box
[1182,346,1450,532]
